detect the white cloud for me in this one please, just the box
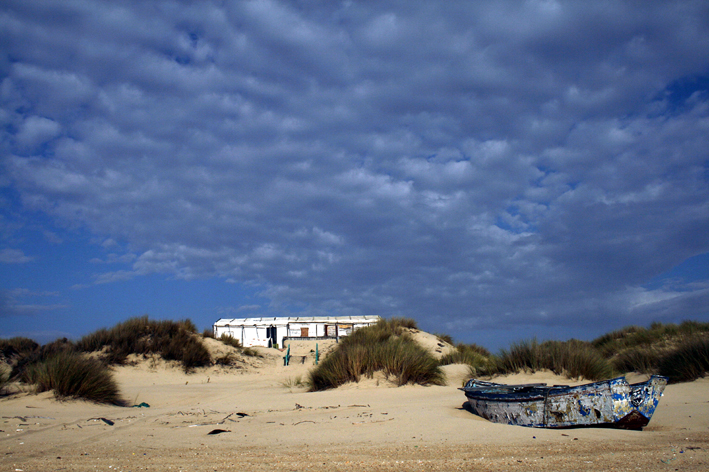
[0,248,34,264]
[1,0,708,339]
[0,288,65,317]
[15,115,61,149]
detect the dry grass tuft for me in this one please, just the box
[22,351,126,405]
[76,316,210,372]
[477,339,614,381]
[308,318,444,391]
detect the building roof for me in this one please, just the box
[214,315,381,327]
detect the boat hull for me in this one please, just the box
[461,375,667,429]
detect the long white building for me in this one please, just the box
[212,315,381,348]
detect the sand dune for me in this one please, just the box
[1,338,707,471]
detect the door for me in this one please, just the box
[301,327,309,337]
[267,326,277,347]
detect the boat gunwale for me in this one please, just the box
[459,375,668,402]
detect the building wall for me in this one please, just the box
[214,319,379,348]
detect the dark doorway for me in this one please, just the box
[267,326,277,347]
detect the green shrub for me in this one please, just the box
[659,337,709,383]
[22,352,126,405]
[308,318,444,391]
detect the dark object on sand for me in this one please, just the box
[208,429,231,435]
[89,417,115,426]
[460,375,667,430]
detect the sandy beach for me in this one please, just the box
[1,338,707,471]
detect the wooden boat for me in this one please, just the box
[460,375,668,429]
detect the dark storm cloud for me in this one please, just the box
[1,0,708,338]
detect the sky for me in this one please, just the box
[1,0,708,351]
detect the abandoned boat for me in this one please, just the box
[460,375,668,429]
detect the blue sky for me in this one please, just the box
[1,1,708,351]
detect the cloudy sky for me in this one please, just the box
[1,0,708,349]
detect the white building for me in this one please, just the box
[212,315,381,348]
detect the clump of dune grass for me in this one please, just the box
[8,337,75,380]
[218,334,241,349]
[2,338,40,380]
[215,353,236,366]
[477,339,614,381]
[440,343,493,376]
[658,337,709,383]
[611,335,709,382]
[1,337,40,358]
[541,340,615,380]
[590,321,709,381]
[307,318,444,391]
[435,333,454,345]
[378,336,444,385]
[388,316,419,331]
[242,347,261,357]
[281,375,306,389]
[0,366,10,394]
[75,316,210,372]
[592,321,709,357]
[610,347,662,374]
[22,351,126,405]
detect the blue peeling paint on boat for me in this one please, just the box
[460,375,668,429]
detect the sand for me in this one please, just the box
[1,340,707,471]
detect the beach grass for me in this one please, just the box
[0,366,9,394]
[280,375,306,389]
[477,339,615,381]
[435,333,454,345]
[468,322,709,382]
[388,316,419,330]
[218,333,242,349]
[591,321,709,381]
[610,346,661,374]
[658,336,709,383]
[592,320,709,357]
[21,351,126,405]
[3,317,709,406]
[440,343,493,376]
[76,316,211,372]
[242,347,261,357]
[214,353,236,365]
[307,318,444,390]
[0,337,40,357]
